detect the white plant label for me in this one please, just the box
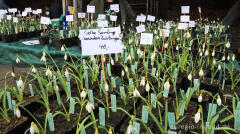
[205,26,209,34]
[13,17,18,23]
[188,21,195,27]
[147,15,155,22]
[97,14,105,20]
[25,7,32,13]
[66,15,74,22]
[160,29,170,37]
[87,5,95,13]
[166,21,171,29]
[110,15,117,21]
[6,15,12,20]
[78,12,86,18]
[37,9,42,14]
[136,15,146,22]
[136,25,146,33]
[110,4,120,12]
[198,7,201,13]
[40,16,51,25]
[32,10,38,15]
[178,23,188,30]
[180,15,190,22]
[140,33,153,45]
[80,27,122,56]
[0,10,7,14]
[22,11,27,17]
[97,20,108,27]
[8,8,17,13]
[181,6,190,14]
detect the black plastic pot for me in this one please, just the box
[18,32,28,39]
[1,34,19,43]
[52,38,63,49]
[38,36,49,45]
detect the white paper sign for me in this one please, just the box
[8,8,17,13]
[188,21,195,27]
[205,26,209,34]
[140,33,153,45]
[198,7,201,13]
[32,10,38,15]
[80,27,122,56]
[97,14,105,20]
[66,15,74,22]
[25,7,32,13]
[22,11,27,17]
[13,17,18,23]
[160,29,170,37]
[166,21,171,29]
[110,4,119,12]
[0,10,7,14]
[37,9,42,14]
[23,40,40,45]
[147,15,155,22]
[40,16,51,25]
[178,23,188,30]
[181,6,190,14]
[6,15,12,20]
[78,12,86,18]
[136,25,146,33]
[110,15,117,21]
[97,20,108,27]
[87,5,95,13]
[136,15,146,22]
[180,15,190,22]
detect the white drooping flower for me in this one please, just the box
[164,79,170,91]
[16,107,21,118]
[222,56,225,61]
[17,77,24,89]
[55,85,59,92]
[16,57,20,63]
[232,55,235,61]
[151,52,156,60]
[137,49,142,55]
[64,53,68,61]
[198,93,203,103]
[227,55,230,61]
[156,71,159,77]
[91,56,95,62]
[85,101,94,113]
[200,52,203,56]
[199,68,204,77]
[186,32,191,38]
[218,64,221,71]
[145,81,150,92]
[61,45,65,51]
[133,88,140,97]
[204,50,209,56]
[31,67,37,73]
[213,58,216,65]
[111,58,114,65]
[194,108,201,123]
[121,70,125,77]
[127,55,131,61]
[108,128,113,134]
[65,69,69,78]
[140,77,145,86]
[30,122,38,134]
[212,51,215,57]
[45,68,52,77]
[80,90,87,99]
[126,121,136,134]
[40,54,46,62]
[164,43,168,48]
[189,47,191,51]
[176,45,179,50]
[11,72,15,78]
[104,83,109,92]
[217,95,222,106]
[188,73,192,81]
[226,41,230,48]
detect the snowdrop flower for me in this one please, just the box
[111,58,114,65]
[85,101,94,113]
[232,55,235,61]
[137,49,142,55]
[227,55,230,61]
[213,59,216,65]
[186,32,191,38]
[188,47,191,51]
[80,90,87,99]
[222,56,225,61]
[125,67,129,73]
[45,68,52,77]
[204,50,209,56]
[40,54,46,62]
[16,57,20,63]
[64,53,68,61]
[65,68,69,78]
[31,66,37,73]
[17,77,24,89]
[199,68,204,77]
[121,70,125,77]
[127,121,136,134]
[91,56,95,62]
[55,85,59,92]
[11,72,15,78]
[156,71,159,77]
[61,45,65,51]
[188,73,192,81]
[217,95,222,106]
[133,88,140,97]
[30,122,38,134]
[16,107,21,118]
[164,79,170,91]
[198,93,203,103]
[140,77,145,86]
[218,64,221,71]
[200,52,203,56]
[194,108,201,123]
[212,51,215,57]
[108,128,113,134]
[176,45,179,50]
[226,41,230,48]
[151,52,156,60]
[164,43,168,48]
[145,81,150,92]
[104,83,109,92]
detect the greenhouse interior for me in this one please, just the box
[0,0,240,133]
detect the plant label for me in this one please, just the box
[67,81,71,97]
[205,25,209,34]
[147,15,155,22]
[115,76,122,86]
[97,14,106,20]
[7,91,12,110]
[160,29,170,37]
[207,103,217,121]
[129,78,134,91]
[80,27,122,56]
[107,63,111,77]
[40,16,51,25]
[13,17,18,23]
[88,89,94,105]
[22,11,27,17]
[87,5,95,13]
[78,12,86,18]
[131,65,135,75]
[99,107,105,126]
[56,91,61,105]
[6,15,12,20]
[110,4,120,12]
[70,97,75,114]
[141,105,149,123]
[12,100,16,115]
[198,7,202,13]
[8,8,17,13]
[110,15,117,21]
[136,15,146,22]
[206,121,215,134]
[168,112,176,129]
[189,21,195,27]
[151,68,156,76]
[180,15,190,22]
[151,93,156,108]
[48,112,55,132]
[166,21,171,29]
[130,46,134,59]
[120,86,125,99]
[84,71,89,89]
[0,9,7,14]
[111,94,117,112]
[234,109,240,131]
[32,10,38,15]
[181,6,190,14]
[136,25,146,33]
[29,84,35,96]
[25,7,32,13]
[37,9,42,14]
[140,33,153,45]
[111,77,116,88]
[133,121,140,134]
[178,23,188,30]
[97,20,108,28]
[66,15,74,22]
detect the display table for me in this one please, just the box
[0,38,82,67]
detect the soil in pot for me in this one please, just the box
[39,36,49,46]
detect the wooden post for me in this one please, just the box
[73,0,77,22]
[63,0,66,16]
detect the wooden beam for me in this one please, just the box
[73,0,77,21]
[63,0,66,15]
